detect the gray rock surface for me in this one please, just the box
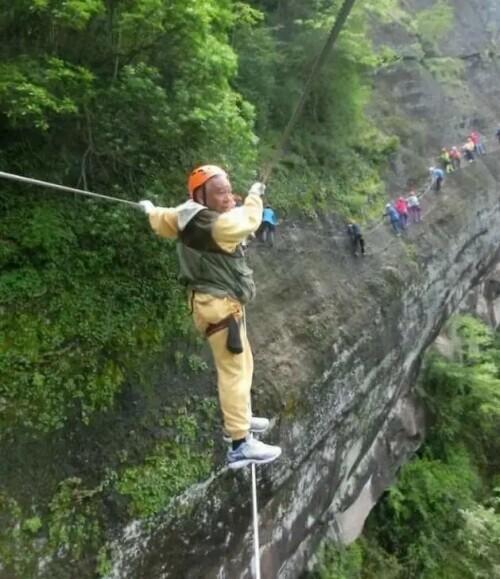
[103,2,500,578]
[4,2,500,579]
[106,157,500,579]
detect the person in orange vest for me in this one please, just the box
[139,166,281,469]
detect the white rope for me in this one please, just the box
[251,461,261,579]
[0,171,141,209]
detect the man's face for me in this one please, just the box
[199,175,234,213]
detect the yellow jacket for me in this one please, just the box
[148,194,263,253]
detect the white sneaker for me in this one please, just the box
[248,416,270,434]
[223,416,270,442]
[227,437,282,470]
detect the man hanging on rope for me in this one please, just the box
[139,166,282,470]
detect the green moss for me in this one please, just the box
[96,544,113,577]
[0,475,112,577]
[0,493,39,576]
[115,400,217,517]
[382,266,405,295]
[23,516,42,534]
[0,399,219,576]
[425,57,466,90]
[282,392,307,418]
[414,1,454,53]
[402,242,419,268]
[47,477,104,561]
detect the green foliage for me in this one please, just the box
[0,493,37,576]
[425,57,466,90]
[233,0,400,219]
[309,316,500,579]
[422,316,500,459]
[414,0,455,54]
[0,398,218,576]
[96,544,113,577]
[376,449,480,575]
[311,542,363,579]
[0,0,404,574]
[0,0,256,438]
[115,400,217,517]
[0,0,403,438]
[0,57,93,130]
[48,477,104,561]
[0,476,111,577]
[311,537,404,579]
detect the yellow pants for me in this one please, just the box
[191,292,253,440]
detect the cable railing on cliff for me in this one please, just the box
[322,134,500,245]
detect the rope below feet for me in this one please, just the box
[251,462,261,579]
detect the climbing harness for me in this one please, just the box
[0,171,141,209]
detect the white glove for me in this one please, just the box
[248,182,266,197]
[139,200,155,214]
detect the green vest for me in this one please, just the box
[176,208,256,304]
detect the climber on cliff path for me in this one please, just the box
[429,166,445,192]
[139,166,281,470]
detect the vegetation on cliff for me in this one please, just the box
[0,1,401,575]
[310,315,500,579]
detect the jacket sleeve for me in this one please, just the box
[148,207,179,239]
[212,194,263,252]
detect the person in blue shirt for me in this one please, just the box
[429,166,444,192]
[260,205,278,247]
[384,203,402,236]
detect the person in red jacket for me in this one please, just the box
[395,196,409,229]
[470,131,486,155]
[449,146,462,170]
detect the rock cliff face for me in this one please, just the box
[460,263,500,329]
[107,160,500,579]
[105,2,500,575]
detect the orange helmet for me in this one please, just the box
[187,165,227,198]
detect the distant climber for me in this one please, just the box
[407,191,421,223]
[347,222,365,256]
[470,130,486,155]
[439,148,453,173]
[449,146,462,170]
[429,166,444,192]
[462,138,475,162]
[496,125,500,145]
[260,205,278,247]
[139,165,281,469]
[395,196,409,229]
[384,202,402,236]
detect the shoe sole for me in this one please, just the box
[228,450,282,470]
